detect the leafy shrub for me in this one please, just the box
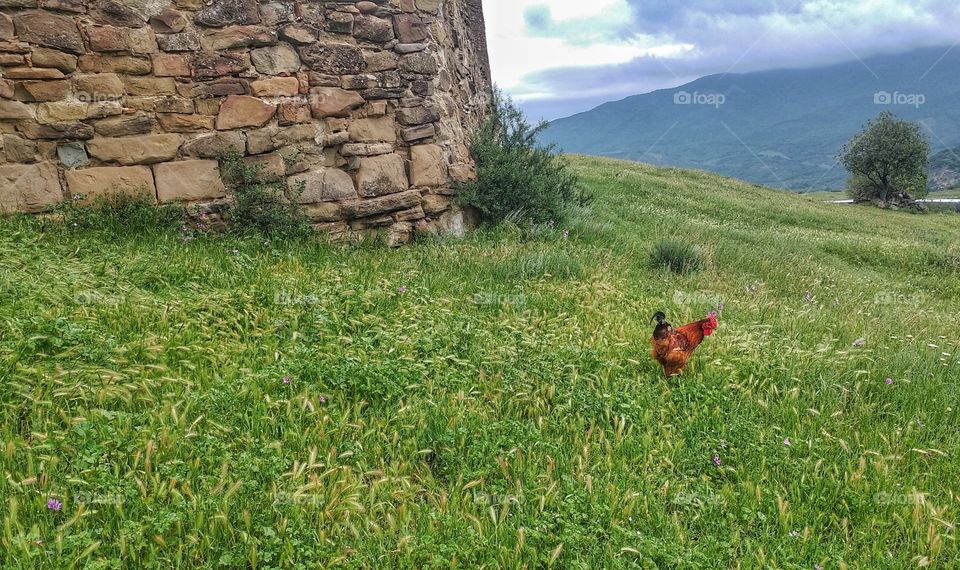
[456,88,586,225]
[56,191,184,236]
[839,111,930,203]
[219,152,310,238]
[649,239,707,274]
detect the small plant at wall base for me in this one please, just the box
[54,191,185,237]
[219,152,310,238]
[839,111,930,208]
[456,88,585,225]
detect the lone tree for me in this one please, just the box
[839,111,930,205]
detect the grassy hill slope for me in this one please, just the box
[2,156,959,568]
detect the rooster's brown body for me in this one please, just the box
[649,312,718,377]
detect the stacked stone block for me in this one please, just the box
[0,0,490,243]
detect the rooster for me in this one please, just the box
[649,311,719,377]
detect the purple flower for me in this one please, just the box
[72,194,83,201]
[398,286,407,294]
[885,377,894,386]
[319,395,327,404]
[852,337,866,347]
[46,498,62,512]
[712,454,722,467]
[717,303,725,312]
[282,376,292,385]
[783,437,792,447]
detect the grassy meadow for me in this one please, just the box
[1,155,959,568]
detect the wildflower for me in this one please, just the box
[562,229,570,239]
[720,439,728,449]
[717,303,725,312]
[712,454,722,467]
[885,377,894,386]
[804,291,813,303]
[783,437,791,446]
[834,297,841,306]
[72,193,83,201]
[789,529,800,538]
[319,395,327,404]
[398,286,407,294]
[282,376,292,385]
[46,498,62,512]
[815,565,824,570]
[852,337,866,347]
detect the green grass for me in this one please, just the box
[2,155,959,569]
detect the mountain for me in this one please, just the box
[541,47,960,191]
[930,147,960,191]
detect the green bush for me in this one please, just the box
[219,152,310,238]
[839,111,930,203]
[649,239,708,274]
[456,88,585,225]
[55,191,184,237]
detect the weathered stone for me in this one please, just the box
[87,134,183,165]
[365,50,398,72]
[243,152,285,180]
[0,100,33,121]
[308,87,364,118]
[156,32,201,52]
[157,113,216,133]
[3,134,36,163]
[151,53,191,77]
[356,153,407,197]
[399,52,438,75]
[250,44,301,75]
[277,98,311,125]
[279,24,317,45]
[307,72,340,87]
[395,43,426,54]
[193,52,249,80]
[299,43,365,75]
[85,25,158,54]
[303,202,344,222]
[154,159,225,202]
[367,100,387,117]
[250,77,300,97]
[0,79,14,99]
[64,165,155,203]
[245,123,317,154]
[16,80,70,102]
[0,13,13,42]
[416,0,440,14]
[397,105,440,126]
[56,141,88,169]
[0,162,62,214]
[354,15,395,43]
[78,54,152,74]
[14,11,84,54]
[40,0,83,11]
[216,95,275,130]
[325,12,354,35]
[196,0,260,27]
[191,78,248,98]
[341,71,400,90]
[260,2,296,26]
[0,40,30,54]
[30,47,78,72]
[393,14,428,43]
[18,122,94,140]
[3,67,64,79]
[149,9,188,34]
[36,101,85,123]
[341,142,394,157]
[75,73,126,99]
[90,1,147,28]
[121,76,177,96]
[290,168,357,203]
[349,117,397,143]
[421,193,452,216]
[342,188,420,218]
[93,114,155,137]
[182,131,245,158]
[0,53,25,66]
[410,144,446,187]
[200,26,276,51]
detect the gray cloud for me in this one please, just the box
[513,0,960,120]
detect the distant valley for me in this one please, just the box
[541,47,960,192]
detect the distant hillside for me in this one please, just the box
[930,147,960,191]
[541,47,960,191]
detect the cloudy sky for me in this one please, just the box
[480,0,960,120]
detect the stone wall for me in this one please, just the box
[0,0,490,244]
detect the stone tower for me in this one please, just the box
[0,0,491,244]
